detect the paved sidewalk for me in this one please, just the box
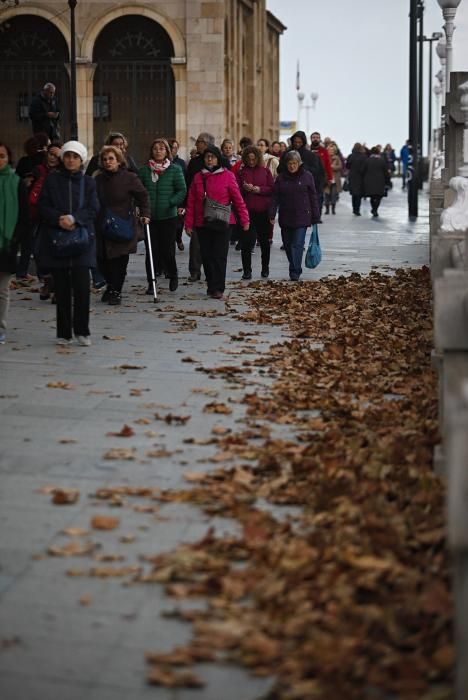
[0,187,429,700]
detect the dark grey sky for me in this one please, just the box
[267,0,468,155]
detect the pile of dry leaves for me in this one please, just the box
[48,268,450,699]
[140,268,451,699]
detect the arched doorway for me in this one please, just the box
[93,16,175,165]
[0,15,69,162]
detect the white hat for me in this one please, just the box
[61,140,88,162]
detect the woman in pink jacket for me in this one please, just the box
[185,145,249,299]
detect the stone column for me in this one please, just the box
[76,60,96,154]
[171,61,188,157]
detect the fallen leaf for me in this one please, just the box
[106,424,135,438]
[90,515,120,531]
[52,489,80,505]
[102,448,136,461]
[203,402,232,415]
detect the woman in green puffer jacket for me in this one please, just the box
[138,139,186,292]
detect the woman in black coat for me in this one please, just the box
[0,142,29,344]
[363,147,391,218]
[95,145,150,305]
[345,142,367,216]
[38,140,99,346]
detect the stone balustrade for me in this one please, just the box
[430,72,468,700]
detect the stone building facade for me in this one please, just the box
[0,1,285,163]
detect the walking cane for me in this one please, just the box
[144,223,157,302]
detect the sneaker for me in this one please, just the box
[169,277,178,292]
[101,288,112,303]
[76,335,92,346]
[93,280,106,290]
[241,271,252,280]
[188,273,201,282]
[0,332,6,345]
[261,268,269,279]
[108,291,121,305]
[210,291,223,300]
[177,241,185,251]
[56,337,72,346]
[235,242,242,251]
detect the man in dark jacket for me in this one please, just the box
[29,83,60,141]
[278,131,325,221]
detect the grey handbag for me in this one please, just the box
[202,174,231,232]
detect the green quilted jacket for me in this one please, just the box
[138,163,187,221]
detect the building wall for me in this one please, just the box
[0,0,284,159]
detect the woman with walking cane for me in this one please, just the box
[138,139,186,293]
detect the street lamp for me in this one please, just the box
[311,92,319,110]
[297,91,305,131]
[408,0,419,219]
[437,0,462,91]
[68,0,78,140]
[419,31,443,154]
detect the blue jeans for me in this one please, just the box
[281,227,307,280]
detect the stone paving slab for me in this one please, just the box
[0,188,429,699]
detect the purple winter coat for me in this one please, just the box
[269,166,320,229]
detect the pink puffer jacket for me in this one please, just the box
[184,168,250,231]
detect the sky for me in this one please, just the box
[266,0,468,155]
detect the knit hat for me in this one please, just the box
[61,140,88,162]
[204,144,222,163]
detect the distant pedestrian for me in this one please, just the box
[400,140,410,189]
[346,143,367,216]
[138,139,186,293]
[221,139,241,168]
[257,139,279,179]
[270,150,320,282]
[29,83,60,141]
[363,147,391,218]
[324,142,342,215]
[184,145,249,299]
[38,141,99,346]
[237,146,274,280]
[185,132,216,282]
[86,132,138,177]
[0,142,29,345]
[270,141,282,158]
[95,146,150,305]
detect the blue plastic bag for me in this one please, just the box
[305,224,321,269]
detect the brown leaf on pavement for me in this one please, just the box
[90,515,120,531]
[51,488,80,505]
[106,424,135,438]
[146,668,204,688]
[46,381,75,390]
[102,447,136,460]
[203,402,232,415]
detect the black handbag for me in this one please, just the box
[51,176,89,258]
[102,208,135,242]
[202,174,231,233]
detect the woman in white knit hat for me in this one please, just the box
[38,140,99,345]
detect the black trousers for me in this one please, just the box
[352,194,362,213]
[98,255,129,293]
[197,226,231,294]
[189,229,203,276]
[241,211,270,273]
[52,267,90,339]
[370,195,382,214]
[146,217,178,282]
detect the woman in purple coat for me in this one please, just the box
[237,146,274,280]
[269,150,320,281]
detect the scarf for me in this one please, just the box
[148,158,171,183]
[0,165,20,253]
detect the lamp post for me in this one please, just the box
[417,1,424,159]
[68,0,78,140]
[419,31,443,155]
[297,91,304,132]
[408,0,419,219]
[437,0,462,92]
[436,37,447,103]
[434,83,443,152]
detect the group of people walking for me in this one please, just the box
[1,91,397,346]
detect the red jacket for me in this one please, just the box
[237,165,274,213]
[185,167,249,231]
[312,145,333,182]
